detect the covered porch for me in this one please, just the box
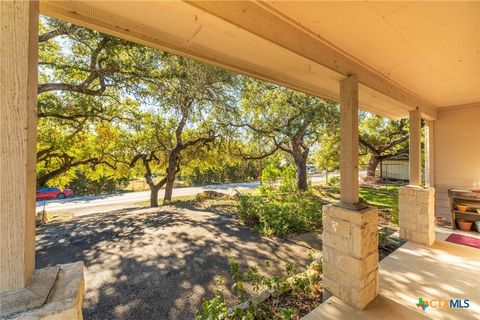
[1,1,479,319]
[304,228,480,320]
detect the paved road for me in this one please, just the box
[36,173,347,217]
[36,181,260,216]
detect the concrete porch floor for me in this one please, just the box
[303,228,480,320]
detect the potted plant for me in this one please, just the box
[456,219,473,231]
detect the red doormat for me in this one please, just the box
[445,233,480,249]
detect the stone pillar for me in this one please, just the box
[322,205,379,309]
[408,109,421,186]
[399,186,435,246]
[0,0,38,293]
[322,75,379,310]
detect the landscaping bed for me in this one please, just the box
[196,256,323,320]
[191,183,403,319]
[255,275,323,320]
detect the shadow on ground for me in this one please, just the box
[36,205,312,320]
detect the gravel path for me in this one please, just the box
[36,205,312,320]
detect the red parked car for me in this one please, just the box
[36,187,73,200]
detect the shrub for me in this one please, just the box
[238,191,322,237]
[196,256,323,320]
[326,176,340,189]
[279,165,296,193]
[69,171,129,196]
[261,163,282,189]
[260,164,297,194]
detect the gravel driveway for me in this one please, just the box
[36,205,313,320]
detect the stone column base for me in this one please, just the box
[0,262,85,319]
[399,186,435,246]
[322,204,379,310]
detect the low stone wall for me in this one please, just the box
[399,186,435,246]
[322,204,379,310]
[1,262,84,320]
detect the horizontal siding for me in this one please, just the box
[435,185,452,221]
[381,160,409,180]
[434,104,480,222]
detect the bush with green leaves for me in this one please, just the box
[68,170,129,196]
[238,191,322,237]
[326,176,340,190]
[259,164,297,194]
[196,256,322,320]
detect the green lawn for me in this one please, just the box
[134,194,197,206]
[47,211,74,222]
[359,185,399,225]
[359,185,399,209]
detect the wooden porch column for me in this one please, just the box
[0,0,38,292]
[424,120,435,188]
[408,109,422,186]
[339,76,359,204]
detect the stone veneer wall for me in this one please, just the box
[322,204,379,310]
[399,186,435,246]
[0,262,84,320]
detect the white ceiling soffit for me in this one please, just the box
[265,1,480,109]
[40,1,448,120]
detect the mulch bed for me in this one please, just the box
[258,284,323,319]
[379,239,402,260]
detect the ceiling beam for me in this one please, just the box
[40,0,424,120]
[185,1,438,120]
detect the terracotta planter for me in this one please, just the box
[457,219,473,232]
[456,204,468,212]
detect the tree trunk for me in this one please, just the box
[149,185,160,207]
[291,139,309,192]
[367,155,381,179]
[295,156,308,191]
[163,174,175,204]
[163,157,178,204]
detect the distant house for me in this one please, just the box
[380,155,409,181]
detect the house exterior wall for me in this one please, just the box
[434,104,480,221]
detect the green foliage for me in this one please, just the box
[181,141,260,186]
[261,164,282,189]
[279,166,297,193]
[259,164,296,194]
[196,296,229,320]
[37,16,150,187]
[238,191,322,237]
[227,79,338,191]
[196,256,322,320]
[359,112,409,177]
[68,170,129,196]
[314,127,340,172]
[326,176,340,190]
[359,186,399,225]
[359,113,408,154]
